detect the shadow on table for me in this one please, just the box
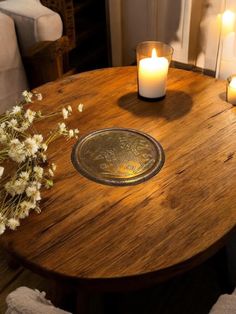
[118,90,193,121]
[219,92,226,102]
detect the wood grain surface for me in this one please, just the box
[1,67,236,291]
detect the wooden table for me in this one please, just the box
[1,67,236,310]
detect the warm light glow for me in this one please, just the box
[138,49,169,98]
[229,77,236,88]
[222,10,235,34]
[227,76,236,105]
[151,48,157,58]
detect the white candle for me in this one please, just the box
[227,77,236,105]
[222,10,235,35]
[138,49,169,99]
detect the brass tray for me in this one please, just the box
[71,128,165,186]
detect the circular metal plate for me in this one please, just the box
[71,128,165,186]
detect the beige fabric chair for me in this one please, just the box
[209,288,236,313]
[0,0,63,113]
[0,12,28,113]
[0,0,63,56]
[5,286,71,314]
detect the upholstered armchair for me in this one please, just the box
[0,0,68,113]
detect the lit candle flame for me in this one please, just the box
[151,48,157,58]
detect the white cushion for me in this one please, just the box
[0,12,28,113]
[6,286,72,314]
[209,289,236,313]
[0,0,63,55]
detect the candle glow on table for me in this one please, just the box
[227,76,236,105]
[138,48,169,99]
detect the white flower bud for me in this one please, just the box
[78,103,84,112]
[0,167,4,179]
[62,108,69,119]
[35,93,43,101]
[0,223,5,235]
[7,218,20,230]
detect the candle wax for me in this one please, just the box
[138,49,169,99]
[227,77,236,105]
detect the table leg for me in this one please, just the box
[76,287,91,314]
[76,288,105,314]
[50,280,76,312]
[214,247,234,293]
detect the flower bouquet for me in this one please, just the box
[0,91,83,234]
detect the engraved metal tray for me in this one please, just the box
[71,128,165,186]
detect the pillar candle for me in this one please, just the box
[138,49,169,99]
[227,77,236,105]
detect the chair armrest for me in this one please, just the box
[0,0,63,55]
[23,36,69,88]
[40,0,76,50]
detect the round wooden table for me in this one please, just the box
[1,67,236,297]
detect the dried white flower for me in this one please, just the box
[0,167,4,179]
[0,127,7,144]
[18,210,29,219]
[0,223,5,235]
[19,171,30,182]
[5,178,27,196]
[7,218,20,230]
[78,103,84,112]
[33,134,43,145]
[8,139,26,163]
[24,137,39,156]
[11,106,22,115]
[0,134,7,144]
[19,121,30,132]
[12,179,27,195]
[40,153,47,162]
[25,109,36,123]
[8,118,18,128]
[22,91,33,103]
[34,166,44,179]
[19,201,34,218]
[5,181,16,196]
[26,182,41,201]
[58,122,67,134]
[26,185,37,198]
[33,190,41,202]
[0,90,82,233]
[35,93,43,101]
[62,108,69,119]
[40,144,46,153]
[68,129,74,138]
[49,169,54,177]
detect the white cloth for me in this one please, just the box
[5,287,72,314]
[209,288,236,313]
[0,12,28,113]
[0,0,63,55]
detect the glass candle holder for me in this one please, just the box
[136,41,173,101]
[226,75,236,105]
